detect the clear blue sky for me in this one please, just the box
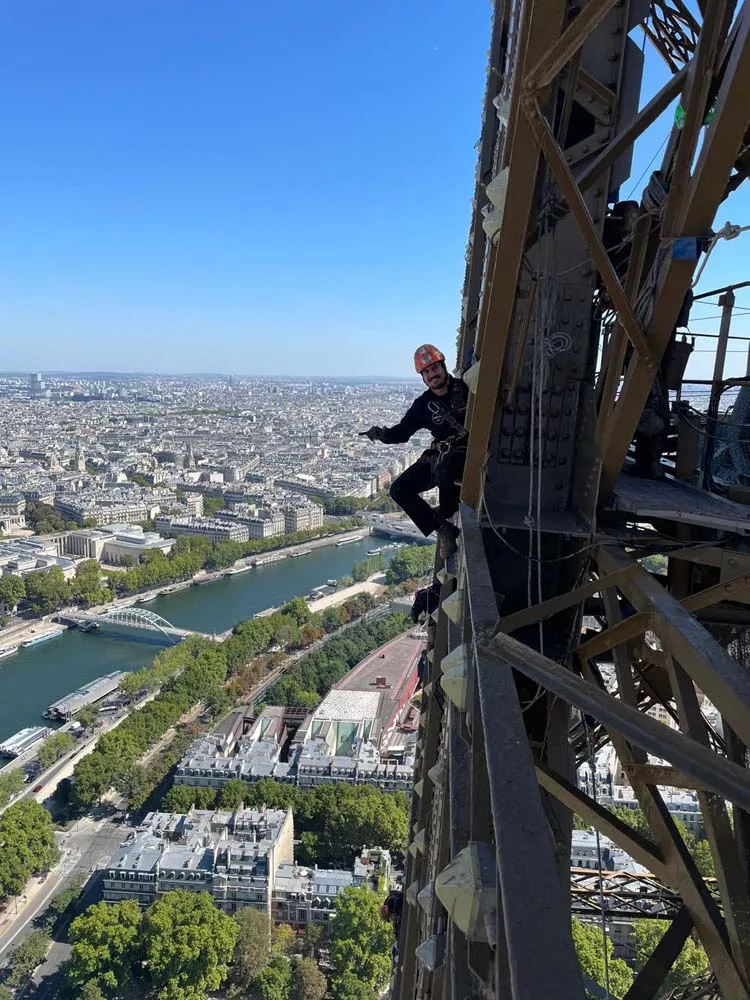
[1,3,748,379]
[0,0,490,376]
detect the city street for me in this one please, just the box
[0,815,123,963]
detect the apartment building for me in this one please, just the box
[154,515,250,545]
[101,806,390,926]
[282,503,324,534]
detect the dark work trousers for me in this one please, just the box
[389,447,466,536]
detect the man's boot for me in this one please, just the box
[436,521,460,559]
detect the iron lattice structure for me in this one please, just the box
[395,2,750,1000]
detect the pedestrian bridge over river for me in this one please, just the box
[60,607,228,645]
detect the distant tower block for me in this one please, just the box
[75,441,86,473]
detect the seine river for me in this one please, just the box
[0,537,380,743]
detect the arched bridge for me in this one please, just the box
[61,607,227,644]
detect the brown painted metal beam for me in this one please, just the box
[577,67,688,193]
[461,1,568,506]
[535,761,667,877]
[484,632,750,813]
[592,592,744,996]
[595,215,651,452]
[662,2,730,236]
[600,5,750,493]
[522,96,656,369]
[576,611,651,660]
[683,571,750,611]
[623,908,695,1000]
[623,763,717,793]
[598,546,750,747]
[496,563,637,635]
[461,505,585,998]
[524,0,621,93]
[666,651,750,983]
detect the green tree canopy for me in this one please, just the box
[299,921,328,960]
[143,890,237,1000]
[0,801,59,902]
[68,900,142,991]
[322,497,367,516]
[632,919,709,994]
[71,560,110,608]
[6,930,50,987]
[0,573,25,608]
[232,906,272,990]
[0,768,24,808]
[24,565,72,614]
[202,496,226,517]
[329,886,392,993]
[75,703,99,729]
[78,980,106,1000]
[37,875,85,933]
[329,971,378,1000]
[281,596,312,625]
[385,544,436,585]
[692,838,715,877]
[272,923,297,957]
[37,730,75,770]
[161,784,217,812]
[216,778,250,811]
[249,955,293,1000]
[351,554,385,582]
[291,955,327,1000]
[24,501,67,534]
[572,919,633,998]
[159,780,408,869]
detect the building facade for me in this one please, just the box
[283,503,324,534]
[101,806,390,926]
[154,515,250,544]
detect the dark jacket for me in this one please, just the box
[385,890,404,922]
[380,377,468,445]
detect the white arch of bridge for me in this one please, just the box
[98,607,177,639]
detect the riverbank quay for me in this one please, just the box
[0,690,158,818]
[0,528,371,656]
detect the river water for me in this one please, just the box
[0,537,381,743]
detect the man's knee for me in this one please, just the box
[390,477,405,502]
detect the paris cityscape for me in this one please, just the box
[0,367,713,1000]
[0,0,742,997]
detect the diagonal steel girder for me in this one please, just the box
[601,3,750,493]
[596,546,750,749]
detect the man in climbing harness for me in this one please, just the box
[380,888,404,959]
[360,344,468,558]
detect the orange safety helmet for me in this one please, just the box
[414,344,445,374]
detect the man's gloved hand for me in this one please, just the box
[359,426,384,442]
